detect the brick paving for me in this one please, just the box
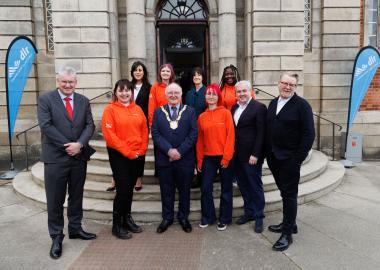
[69,225,203,270]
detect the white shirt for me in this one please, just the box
[58,89,74,110]
[234,98,251,125]
[276,95,293,115]
[134,83,142,100]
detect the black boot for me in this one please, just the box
[112,212,132,239]
[124,214,143,233]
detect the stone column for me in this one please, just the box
[126,0,146,77]
[251,0,304,97]
[218,0,237,76]
[52,0,115,121]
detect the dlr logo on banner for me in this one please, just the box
[8,46,32,80]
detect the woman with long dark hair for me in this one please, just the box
[102,79,148,239]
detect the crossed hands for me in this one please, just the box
[64,142,82,156]
[168,148,181,162]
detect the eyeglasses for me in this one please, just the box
[280,81,297,88]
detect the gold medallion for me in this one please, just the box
[170,121,178,129]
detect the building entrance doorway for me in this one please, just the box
[156,0,209,99]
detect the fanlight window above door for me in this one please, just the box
[167,30,201,49]
[157,0,208,19]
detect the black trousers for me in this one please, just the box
[267,153,301,235]
[136,155,145,178]
[107,147,140,215]
[44,159,87,238]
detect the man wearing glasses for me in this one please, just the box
[266,72,315,251]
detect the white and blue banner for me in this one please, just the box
[347,46,380,131]
[5,36,37,138]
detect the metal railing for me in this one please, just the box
[254,87,343,160]
[16,90,112,170]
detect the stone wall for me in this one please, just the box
[0,0,55,160]
[250,0,305,105]
[51,0,118,124]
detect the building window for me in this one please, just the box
[44,0,54,52]
[365,0,378,47]
[304,0,312,50]
[157,0,208,20]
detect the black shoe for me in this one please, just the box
[124,214,143,233]
[235,215,254,225]
[179,219,192,233]
[50,237,63,259]
[254,219,264,233]
[272,234,293,251]
[191,179,201,189]
[112,212,132,239]
[156,220,173,233]
[106,186,116,192]
[69,229,97,240]
[268,223,298,234]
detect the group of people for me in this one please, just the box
[37,62,315,260]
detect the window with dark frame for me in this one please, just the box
[44,0,54,53]
[366,0,378,47]
[304,0,312,50]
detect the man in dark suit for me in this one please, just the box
[37,66,96,259]
[151,83,197,234]
[231,80,267,233]
[266,72,315,251]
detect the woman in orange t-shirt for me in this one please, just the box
[102,79,148,240]
[148,63,175,127]
[219,65,240,110]
[196,84,235,231]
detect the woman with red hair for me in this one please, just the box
[196,84,235,231]
[148,63,175,127]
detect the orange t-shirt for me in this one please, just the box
[102,102,148,159]
[196,106,235,169]
[148,82,168,127]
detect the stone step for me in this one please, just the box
[13,161,345,222]
[88,140,313,180]
[30,151,327,200]
[90,140,155,156]
[89,152,156,169]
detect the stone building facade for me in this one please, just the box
[0,0,379,160]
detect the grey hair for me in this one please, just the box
[280,72,299,84]
[165,82,182,94]
[58,66,77,77]
[235,80,251,91]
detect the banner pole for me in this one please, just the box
[1,40,17,180]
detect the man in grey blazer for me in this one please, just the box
[38,66,96,259]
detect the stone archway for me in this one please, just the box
[145,0,218,15]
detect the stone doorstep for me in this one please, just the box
[13,161,345,222]
[88,150,314,174]
[29,150,328,200]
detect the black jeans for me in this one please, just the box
[107,147,140,215]
[267,153,301,235]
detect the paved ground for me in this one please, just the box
[1,161,380,270]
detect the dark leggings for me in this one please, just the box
[107,147,140,215]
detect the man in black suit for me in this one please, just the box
[231,80,267,233]
[266,72,315,251]
[151,83,197,234]
[37,66,96,259]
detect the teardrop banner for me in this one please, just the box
[345,46,380,163]
[1,36,37,180]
